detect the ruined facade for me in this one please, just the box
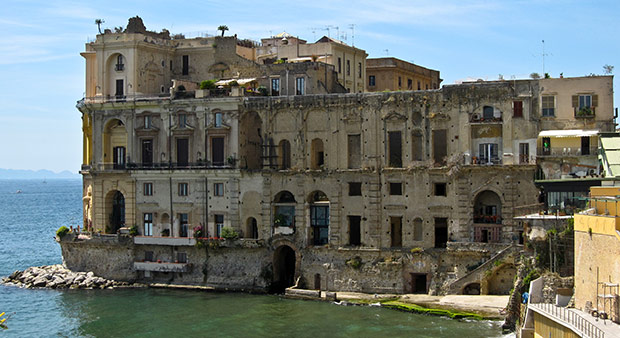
[73,17,615,295]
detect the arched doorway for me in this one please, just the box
[246,217,258,239]
[462,283,481,295]
[110,191,125,233]
[473,190,502,243]
[271,245,296,293]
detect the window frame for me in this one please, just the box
[213,182,224,197]
[368,75,376,87]
[178,182,189,196]
[143,182,153,196]
[348,182,362,196]
[542,95,555,117]
[389,182,403,196]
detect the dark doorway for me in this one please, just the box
[434,217,448,248]
[115,79,124,99]
[432,129,447,165]
[463,283,481,295]
[314,273,321,290]
[142,139,153,166]
[390,216,402,247]
[388,131,402,167]
[410,273,428,294]
[581,136,590,155]
[176,138,189,166]
[110,191,125,233]
[113,146,126,169]
[212,137,224,165]
[348,215,361,246]
[271,245,296,293]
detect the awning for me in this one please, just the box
[538,130,599,138]
[214,78,257,86]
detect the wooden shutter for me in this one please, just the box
[572,95,578,107]
[592,94,598,107]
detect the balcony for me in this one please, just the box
[77,94,171,107]
[470,115,502,124]
[134,236,196,246]
[93,161,238,172]
[574,107,595,118]
[115,63,124,71]
[471,156,502,165]
[537,146,597,157]
[134,261,189,273]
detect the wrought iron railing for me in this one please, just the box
[537,146,598,157]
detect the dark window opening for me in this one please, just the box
[432,129,447,165]
[581,136,590,155]
[483,106,494,119]
[176,138,189,166]
[348,215,361,246]
[215,214,224,237]
[434,217,448,248]
[145,251,154,262]
[142,139,153,165]
[143,183,153,196]
[179,213,188,237]
[389,182,402,196]
[434,183,447,196]
[410,273,428,294]
[271,78,280,96]
[348,182,362,196]
[177,252,187,263]
[513,101,523,118]
[113,146,126,169]
[182,55,189,75]
[115,79,124,98]
[368,75,376,87]
[178,183,188,196]
[407,79,413,90]
[390,216,402,247]
[388,131,402,167]
[212,137,225,165]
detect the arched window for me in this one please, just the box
[115,55,124,71]
[473,190,502,243]
[273,191,296,227]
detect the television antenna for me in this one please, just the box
[384,49,389,56]
[349,24,356,46]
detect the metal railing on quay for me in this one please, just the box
[530,303,605,338]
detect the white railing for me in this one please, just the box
[529,303,604,338]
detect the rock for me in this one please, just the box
[86,271,94,278]
[9,270,21,280]
[32,277,48,287]
[74,275,85,283]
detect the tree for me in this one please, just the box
[217,25,229,37]
[95,19,105,34]
[530,72,540,79]
[603,64,614,75]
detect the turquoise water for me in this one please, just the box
[0,179,507,337]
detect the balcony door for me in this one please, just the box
[176,138,189,166]
[581,137,590,155]
[115,79,124,98]
[142,139,153,166]
[113,146,125,169]
[212,137,224,165]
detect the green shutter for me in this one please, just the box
[572,95,578,108]
[593,94,598,107]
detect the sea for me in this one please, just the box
[0,179,510,337]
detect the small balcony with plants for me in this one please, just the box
[575,106,595,118]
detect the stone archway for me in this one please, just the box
[106,190,125,233]
[271,245,296,293]
[486,264,517,295]
[462,282,481,295]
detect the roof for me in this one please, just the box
[274,31,293,38]
[538,129,599,138]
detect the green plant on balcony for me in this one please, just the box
[576,106,594,117]
[128,225,139,236]
[221,226,239,240]
[200,80,217,90]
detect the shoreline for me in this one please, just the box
[2,264,507,321]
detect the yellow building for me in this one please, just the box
[366,57,441,92]
[521,185,620,337]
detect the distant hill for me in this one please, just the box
[0,169,80,179]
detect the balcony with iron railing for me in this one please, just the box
[473,215,503,243]
[537,146,598,157]
[92,161,237,172]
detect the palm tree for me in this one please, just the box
[95,19,105,34]
[217,25,229,37]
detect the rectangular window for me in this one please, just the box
[271,78,280,96]
[348,215,361,246]
[144,115,152,129]
[358,62,362,78]
[176,138,189,166]
[479,143,499,164]
[178,183,188,196]
[115,55,124,71]
[311,204,329,245]
[143,183,153,196]
[398,76,402,88]
[347,134,361,169]
[348,182,362,196]
[434,183,447,196]
[390,216,402,247]
[338,57,342,73]
[579,95,592,109]
[417,81,421,90]
[179,213,188,237]
[215,214,224,237]
[432,129,447,165]
[177,252,187,263]
[346,59,350,76]
[182,55,189,75]
[389,182,402,196]
[178,114,187,128]
[215,112,223,127]
[113,146,126,169]
[513,101,523,118]
[295,77,305,95]
[145,251,154,262]
[434,217,448,248]
[142,139,153,165]
[115,79,124,98]
[542,95,555,116]
[407,79,413,90]
[412,133,423,161]
[214,183,224,196]
[368,75,376,87]
[143,213,153,236]
[211,137,225,165]
[519,143,530,164]
[388,131,402,167]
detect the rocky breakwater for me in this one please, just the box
[2,264,142,289]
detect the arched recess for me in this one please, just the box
[308,191,329,245]
[103,118,127,168]
[271,245,297,293]
[486,264,517,295]
[278,140,291,169]
[473,190,503,243]
[310,138,325,169]
[105,190,125,233]
[462,282,481,295]
[106,53,126,98]
[239,112,263,169]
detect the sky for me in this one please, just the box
[0,0,618,173]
